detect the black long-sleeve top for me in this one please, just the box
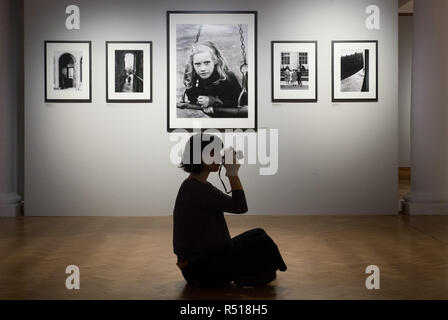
[173,178,248,262]
[185,70,244,107]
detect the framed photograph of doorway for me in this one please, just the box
[106,41,153,103]
[44,41,92,103]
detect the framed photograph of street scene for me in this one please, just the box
[45,41,91,103]
[167,11,257,131]
[332,40,378,102]
[271,41,317,103]
[106,41,152,103]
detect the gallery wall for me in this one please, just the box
[24,0,399,216]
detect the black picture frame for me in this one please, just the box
[331,40,378,103]
[167,11,258,132]
[44,40,92,103]
[106,41,153,103]
[271,40,318,103]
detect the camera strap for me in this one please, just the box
[218,164,232,194]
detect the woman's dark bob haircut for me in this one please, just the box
[180,133,223,174]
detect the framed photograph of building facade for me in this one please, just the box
[271,41,317,103]
[167,11,257,131]
[45,41,91,103]
[332,40,378,102]
[106,41,152,103]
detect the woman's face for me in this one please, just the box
[205,162,220,172]
[193,51,215,79]
[203,149,221,172]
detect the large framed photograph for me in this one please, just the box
[332,40,378,102]
[271,41,317,103]
[45,41,91,103]
[167,11,257,131]
[106,41,152,103]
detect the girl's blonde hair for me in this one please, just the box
[183,40,231,89]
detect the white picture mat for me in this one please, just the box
[273,42,316,100]
[107,42,152,100]
[168,13,256,129]
[333,41,377,100]
[45,42,90,100]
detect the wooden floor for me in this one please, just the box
[1,214,448,300]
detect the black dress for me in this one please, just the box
[173,178,287,287]
[184,70,246,107]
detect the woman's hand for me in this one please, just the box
[223,148,241,177]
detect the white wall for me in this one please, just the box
[24,0,398,216]
[399,15,412,167]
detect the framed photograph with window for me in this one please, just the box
[332,40,378,102]
[271,41,317,103]
[106,41,152,103]
[44,41,91,103]
[167,11,257,131]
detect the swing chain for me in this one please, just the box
[238,24,247,67]
[195,24,203,44]
[237,24,248,108]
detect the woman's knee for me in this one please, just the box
[248,228,266,236]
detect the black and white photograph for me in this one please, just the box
[271,41,317,103]
[167,11,257,131]
[280,53,308,90]
[106,42,152,103]
[45,41,91,102]
[332,41,378,102]
[115,50,144,93]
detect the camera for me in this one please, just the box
[221,147,244,163]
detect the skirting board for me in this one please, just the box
[0,193,22,217]
[0,204,21,217]
[403,201,448,215]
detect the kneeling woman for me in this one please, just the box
[173,134,287,287]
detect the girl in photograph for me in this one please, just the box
[182,41,246,116]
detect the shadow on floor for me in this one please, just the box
[176,281,278,300]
